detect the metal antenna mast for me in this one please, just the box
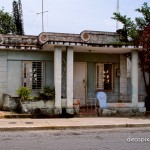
[37,0,48,32]
[116,0,120,30]
[42,0,44,32]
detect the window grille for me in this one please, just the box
[22,61,44,90]
[96,63,114,91]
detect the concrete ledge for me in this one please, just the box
[66,108,74,115]
[107,102,145,108]
[99,107,146,117]
[54,108,62,115]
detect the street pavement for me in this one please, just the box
[1,127,150,150]
[0,113,150,131]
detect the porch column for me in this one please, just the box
[131,50,139,107]
[66,47,74,115]
[120,54,127,95]
[54,46,62,114]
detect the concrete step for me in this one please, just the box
[79,108,98,117]
[79,112,98,117]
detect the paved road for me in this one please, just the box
[0,127,150,150]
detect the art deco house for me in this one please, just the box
[0,30,146,115]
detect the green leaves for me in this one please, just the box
[39,86,55,101]
[16,86,31,101]
[0,0,24,35]
[135,2,150,27]
[112,12,138,44]
[111,2,150,47]
[12,0,24,35]
[112,12,134,28]
[0,8,16,34]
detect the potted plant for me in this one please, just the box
[38,86,55,101]
[16,86,31,113]
[16,86,31,101]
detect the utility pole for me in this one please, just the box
[116,0,119,30]
[37,0,48,32]
[42,0,44,32]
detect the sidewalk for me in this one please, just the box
[0,116,150,131]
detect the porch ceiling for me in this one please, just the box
[42,44,142,54]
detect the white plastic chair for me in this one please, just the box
[96,91,108,109]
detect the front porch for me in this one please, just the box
[52,46,145,115]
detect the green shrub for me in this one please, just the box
[16,86,31,101]
[39,86,55,100]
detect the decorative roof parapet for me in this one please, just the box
[39,30,120,46]
[0,30,120,49]
[39,32,81,44]
[0,34,38,49]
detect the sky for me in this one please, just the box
[1,0,150,35]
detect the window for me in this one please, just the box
[96,63,114,91]
[22,61,44,90]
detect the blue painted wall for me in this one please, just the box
[6,50,54,96]
[0,50,146,104]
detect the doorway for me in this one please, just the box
[73,62,87,106]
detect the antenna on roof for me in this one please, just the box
[37,0,48,32]
[116,0,120,30]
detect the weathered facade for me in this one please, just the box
[0,30,146,115]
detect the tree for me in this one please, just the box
[135,3,150,29]
[112,12,140,46]
[0,8,16,34]
[140,26,150,111]
[112,2,150,45]
[12,0,24,35]
[112,2,150,111]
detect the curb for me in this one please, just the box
[126,124,150,128]
[0,124,150,131]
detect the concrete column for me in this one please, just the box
[54,46,62,114]
[120,54,127,95]
[131,50,139,107]
[66,47,74,115]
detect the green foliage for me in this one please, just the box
[16,86,31,101]
[112,2,150,47]
[112,12,134,28]
[135,2,150,29]
[39,86,55,100]
[0,8,16,34]
[112,12,138,44]
[112,2,150,110]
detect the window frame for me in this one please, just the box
[95,63,114,92]
[22,61,45,90]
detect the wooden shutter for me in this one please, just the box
[96,63,104,90]
[22,61,32,89]
[96,63,114,91]
[22,61,44,90]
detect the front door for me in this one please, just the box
[73,62,87,106]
